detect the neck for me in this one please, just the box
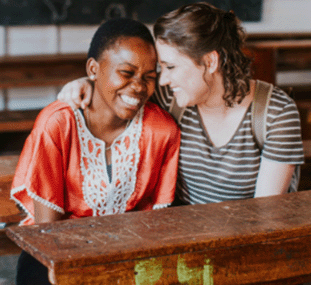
[84,93,129,142]
[198,79,227,113]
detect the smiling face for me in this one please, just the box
[88,36,157,121]
[156,40,212,108]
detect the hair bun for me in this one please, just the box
[223,10,236,22]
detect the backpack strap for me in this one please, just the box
[169,96,186,124]
[251,80,274,150]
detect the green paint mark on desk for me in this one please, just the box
[177,256,213,285]
[134,258,163,285]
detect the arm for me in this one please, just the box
[255,158,295,197]
[34,200,63,224]
[11,104,68,225]
[254,89,304,197]
[57,77,93,109]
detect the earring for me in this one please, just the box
[89,74,95,80]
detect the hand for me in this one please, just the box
[57,77,93,109]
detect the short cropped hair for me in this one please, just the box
[88,18,155,60]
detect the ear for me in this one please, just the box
[202,50,219,74]
[86,58,99,81]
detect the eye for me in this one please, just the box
[145,74,157,81]
[120,70,134,77]
[166,66,175,70]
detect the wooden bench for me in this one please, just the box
[6,190,311,285]
[0,53,87,133]
[0,155,24,255]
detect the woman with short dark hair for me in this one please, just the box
[12,18,180,285]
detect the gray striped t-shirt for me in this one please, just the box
[153,84,304,205]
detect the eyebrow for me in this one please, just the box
[158,60,173,66]
[120,62,157,73]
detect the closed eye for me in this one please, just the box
[120,70,134,77]
[145,74,157,81]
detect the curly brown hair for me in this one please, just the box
[153,2,252,107]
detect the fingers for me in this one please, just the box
[81,81,93,109]
[71,91,83,110]
[57,77,91,110]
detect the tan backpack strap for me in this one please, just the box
[169,96,186,124]
[251,80,274,150]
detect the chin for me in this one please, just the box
[119,109,139,121]
[175,98,189,108]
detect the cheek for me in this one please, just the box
[106,75,128,89]
[146,81,156,97]
[174,69,189,85]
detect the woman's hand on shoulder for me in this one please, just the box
[57,77,93,109]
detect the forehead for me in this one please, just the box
[99,37,157,66]
[156,40,188,63]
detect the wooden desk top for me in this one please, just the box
[6,190,311,285]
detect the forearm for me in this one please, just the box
[34,197,64,224]
[255,158,296,198]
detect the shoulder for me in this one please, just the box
[33,101,75,132]
[270,86,297,109]
[266,86,300,120]
[151,84,174,111]
[142,102,180,138]
[144,101,178,126]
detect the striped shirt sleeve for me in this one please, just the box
[263,87,304,164]
[150,83,174,112]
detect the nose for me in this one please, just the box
[130,77,146,93]
[158,69,170,86]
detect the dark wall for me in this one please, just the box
[0,0,262,26]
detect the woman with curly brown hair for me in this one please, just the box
[58,2,304,205]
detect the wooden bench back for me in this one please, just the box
[0,155,23,255]
[0,155,20,217]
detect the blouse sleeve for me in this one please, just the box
[130,102,181,211]
[152,122,181,209]
[263,88,304,164]
[11,106,69,225]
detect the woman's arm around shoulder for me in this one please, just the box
[57,77,93,109]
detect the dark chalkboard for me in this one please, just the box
[0,0,262,26]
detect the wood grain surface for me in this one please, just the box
[6,190,311,284]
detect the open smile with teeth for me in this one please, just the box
[171,87,181,93]
[121,95,140,106]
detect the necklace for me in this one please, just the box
[85,107,131,151]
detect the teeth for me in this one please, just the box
[172,87,181,93]
[121,95,140,106]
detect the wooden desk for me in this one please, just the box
[6,191,311,285]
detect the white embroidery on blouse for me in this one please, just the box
[74,107,143,216]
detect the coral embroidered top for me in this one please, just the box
[11,101,180,225]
